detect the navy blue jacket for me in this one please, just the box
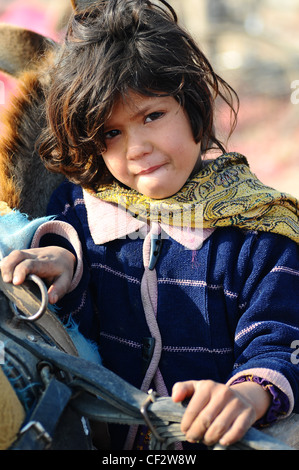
[36,180,299,448]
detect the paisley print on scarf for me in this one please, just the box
[87,153,299,244]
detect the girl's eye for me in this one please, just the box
[145,112,164,123]
[104,129,120,140]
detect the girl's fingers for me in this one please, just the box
[173,381,214,436]
[4,256,54,286]
[0,247,76,303]
[200,397,255,446]
[0,250,34,283]
[47,270,74,304]
[181,382,228,443]
[173,380,257,446]
[172,380,196,402]
[47,285,58,305]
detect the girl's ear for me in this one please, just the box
[71,0,99,11]
[0,24,55,77]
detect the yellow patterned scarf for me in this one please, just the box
[89,153,299,244]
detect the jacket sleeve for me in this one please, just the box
[31,182,100,342]
[227,231,299,416]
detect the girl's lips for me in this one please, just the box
[137,164,164,175]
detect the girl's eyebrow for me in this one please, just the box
[132,104,157,118]
[128,95,170,117]
[106,100,166,128]
[130,98,167,117]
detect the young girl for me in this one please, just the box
[1,0,299,450]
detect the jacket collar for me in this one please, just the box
[83,189,214,250]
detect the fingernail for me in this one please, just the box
[219,438,229,447]
[186,434,199,444]
[13,275,20,284]
[50,293,58,304]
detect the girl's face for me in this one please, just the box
[102,91,201,199]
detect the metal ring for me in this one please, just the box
[140,389,166,443]
[13,274,49,322]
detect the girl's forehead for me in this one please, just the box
[110,91,175,116]
[113,91,155,109]
[106,93,154,125]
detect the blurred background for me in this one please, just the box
[170,0,299,198]
[0,0,298,198]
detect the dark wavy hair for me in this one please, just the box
[39,0,239,190]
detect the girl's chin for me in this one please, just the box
[137,188,177,199]
[135,174,182,199]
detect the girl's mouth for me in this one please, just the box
[137,164,164,175]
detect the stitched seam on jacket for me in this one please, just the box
[235,322,263,342]
[68,289,88,318]
[91,263,141,284]
[100,332,233,355]
[162,345,233,354]
[271,266,299,277]
[91,266,239,299]
[158,278,238,298]
[91,261,240,299]
[100,332,142,349]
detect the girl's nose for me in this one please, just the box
[126,132,152,160]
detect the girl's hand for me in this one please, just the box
[0,247,76,304]
[172,379,271,447]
